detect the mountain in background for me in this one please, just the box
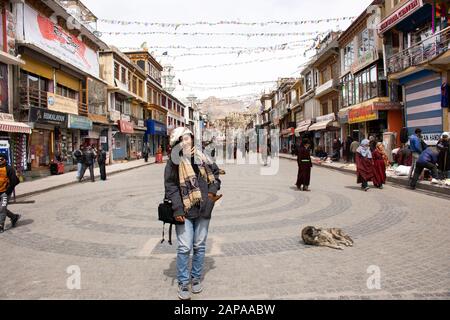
[200,96,259,120]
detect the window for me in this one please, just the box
[114,62,120,80]
[121,67,127,83]
[19,71,50,108]
[343,42,354,71]
[321,102,328,115]
[305,72,312,91]
[115,96,124,112]
[358,29,375,59]
[355,74,361,104]
[370,65,378,98]
[320,67,331,84]
[332,98,339,115]
[56,84,77,100]
[138,80,143,97]
[132,76,137,94]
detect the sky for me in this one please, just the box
[82,0,373,102]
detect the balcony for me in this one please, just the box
[20,86,48,109]
[386,26,450,76]
[315,78,339,98]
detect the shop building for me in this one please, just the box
[379,0,450,144]
[337,0,403,153]
[15,0,108,177]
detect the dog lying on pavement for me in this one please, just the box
[301,226,354,250]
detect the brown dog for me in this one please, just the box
[301,226,354,250]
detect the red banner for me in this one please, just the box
[118,120,134,134]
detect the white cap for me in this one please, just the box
[170,127,193,147]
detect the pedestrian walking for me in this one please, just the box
[343,136,353,163]
[296,139,312,191]
[164,127,222,300]
[409,147,440,190]
[372,142,388,189]
[355,139,374,191]
[437,132,450,179]
[73,145,84,180]
[97,146,107,181]
[350,139,360,163]
[0,154,21,234]
[79,146,96,182]
[408,128,426,180]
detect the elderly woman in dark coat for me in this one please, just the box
[164,127,221,300]
[355,139,374,191]
[437,132,450,179]
[296,139,312,191]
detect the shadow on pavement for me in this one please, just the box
[163,256,217,286]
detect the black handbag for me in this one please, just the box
[158,199,184,245]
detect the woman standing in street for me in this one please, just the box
[355,139,374,191]
[295,139,312,192]
[164,127,222,300]
[372,142,388,189]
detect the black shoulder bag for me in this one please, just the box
[158,199,184,245]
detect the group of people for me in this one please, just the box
[73,145,107,182]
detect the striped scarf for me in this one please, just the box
[179,149,216,213]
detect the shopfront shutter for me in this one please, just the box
[21,55,54,80]
[55,71,80,91]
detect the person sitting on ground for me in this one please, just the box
[314,145,328,161]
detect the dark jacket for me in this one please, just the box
[84,149,96,166]
[437,139,450,171]
[164,158,221,220]
[73,149,83,164]
[4,165,20,196]
[417,148,439,165]
[97,150,107,165]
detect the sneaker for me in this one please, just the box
[191,279,203,294]
[11,214,21,228]
[177,283,191,300]
[364,187,370,192]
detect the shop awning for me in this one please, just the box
[295,124,310,133]
[308,120,334,131]
[0,121,32,134]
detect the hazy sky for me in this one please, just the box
[83,0,373,101]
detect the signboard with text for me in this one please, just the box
[377,0,423,34]
[47,93,78,115]
[349,106,378,124]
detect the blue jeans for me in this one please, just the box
[76,163,83,179]
[175,217,210,285]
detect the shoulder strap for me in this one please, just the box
[160,222,166,244]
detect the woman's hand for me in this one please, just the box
[175,215,186,223]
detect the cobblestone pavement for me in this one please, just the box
[1,159,449,300]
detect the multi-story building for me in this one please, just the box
[378,0,450,145]
[338,0,403,149]
[16,0,109,176]
[0,0,28,178]
[99,47,146,161]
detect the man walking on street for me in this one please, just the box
[0,154,21,234]
[97,146,107,181]
[73,145,84,180]
[79,146,96,182]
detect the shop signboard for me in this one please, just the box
[421,133,441,146]
[146,119,167,136]
[68,114,93,130]
[47,93,78,115]
[109,110,121,122]
[21,4,100,77]
[349,106,378,124]
[29,106,67,126]
[118,120,134,134]
[0,112,14,122]
[315,113,336,123]
[377,0,423,34]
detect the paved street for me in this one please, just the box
[1,159,450,300]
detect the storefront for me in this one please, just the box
[0,113,31,179]
[146,119,167,156]
[341,99,403,145]
[308,113,340,154]
[113,120,134,161]
[131,119,146,159]
[28,106,67,171]
[281,128,295,153]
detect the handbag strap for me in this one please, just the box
[160,222,166,244]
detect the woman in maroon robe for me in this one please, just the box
[296,140,312,191]
[355,139,374,191]
[372,142,387,189]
